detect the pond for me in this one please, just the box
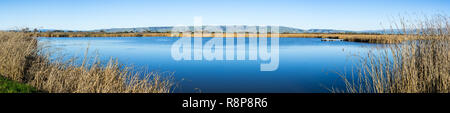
[38,37,382,93]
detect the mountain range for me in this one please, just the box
[91,26,385,34]
[31,26,392,34]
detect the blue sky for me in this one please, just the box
[0,0,448,31]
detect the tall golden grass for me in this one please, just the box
[281,33,403,43]
[0,32,174,93]
[333,15,449,93]
[32,32,169,37]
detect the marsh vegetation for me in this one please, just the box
[333,15,449,93]
[0,32,174,93]
[28,32,404,44]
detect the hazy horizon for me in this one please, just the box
[1,0,449,31]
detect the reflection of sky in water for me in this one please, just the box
[39,37,385,93]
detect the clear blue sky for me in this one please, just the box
[0,0,448,31]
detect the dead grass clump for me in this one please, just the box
[0,32,174,93]
[334,15,449,93]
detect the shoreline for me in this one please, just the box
[28,32,405,43]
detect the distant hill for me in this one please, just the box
[90,26,371,34]
[31,26,394,34]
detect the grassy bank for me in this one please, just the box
[0,32,174,93]
[29,32,404,44]
[334,15,449,93]
[0,76,38,93]
[280,33,403,43]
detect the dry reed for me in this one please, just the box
[0,32,174,93]
[333,15,449,93]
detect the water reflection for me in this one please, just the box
[39,37,382,93]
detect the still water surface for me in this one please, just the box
[39,37,381,93]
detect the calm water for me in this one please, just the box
[39,37,381,93]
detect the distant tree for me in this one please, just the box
[33,28,39,33]
[53,30,64,32]
[21,28,30,33]
[144,30,152,33]
[99,30,105,33]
